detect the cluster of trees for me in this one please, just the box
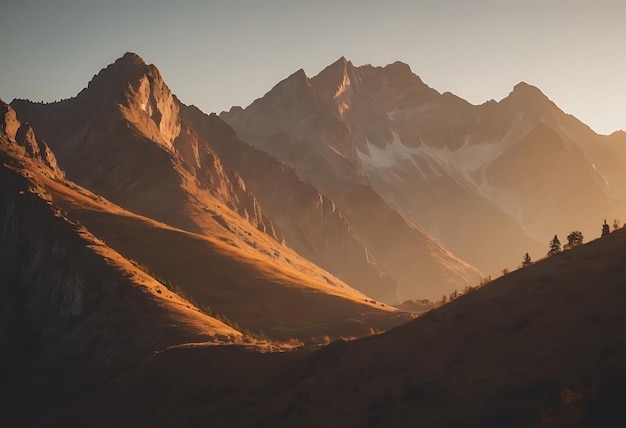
[547,230,584,255]
[601,218,623,236]
[545,230,584,257]
[530,218,623,266]
[440,219,623,307]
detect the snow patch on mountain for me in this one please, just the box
[357,130,514,192]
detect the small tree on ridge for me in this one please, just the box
[547,234,562,256]
[564,230,584,250]
[521,252,532,267]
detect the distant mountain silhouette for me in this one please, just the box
[222,57,626,276]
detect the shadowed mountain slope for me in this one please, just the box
[55,223,626,428]
[0,104,243,426]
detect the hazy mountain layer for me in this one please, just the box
[222,57,626,275]
[222,63,482,299]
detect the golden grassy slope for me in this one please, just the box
[3,134,411,343]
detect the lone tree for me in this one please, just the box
[564,230,584,250]
[521,252,532,267]
[613,219,622,231]
[602,219,611,237]
[547,234,562,256]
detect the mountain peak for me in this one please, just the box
[311,56,356,99]
[510,81,549,100]
[387,60,412,73]
[271,68,311,93]
[325,56,351,75]
[500,81,554,112]
[120,51,146,65]
[291,68,309,80]
[82,52,153,96]
[354,60,425,88]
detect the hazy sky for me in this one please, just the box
[1,0,625,134]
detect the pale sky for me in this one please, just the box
[1,0,625,134]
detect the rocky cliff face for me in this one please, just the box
[11,53,277,240]
[0,136,240,389]
[0,123,250,426]
[180,104,402,302]
[1,100,62,177]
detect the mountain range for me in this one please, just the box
[2,52,626,427]
[222,57,626,276]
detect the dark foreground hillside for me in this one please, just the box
[37,229,626,427]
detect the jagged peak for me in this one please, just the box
[509,81,549,100]
[385,60,413,73]
[318,56,353,76]
[290,68,309,81]
[82,52,157,98]
[386,61,425,85]
[327,56,351,71]
[499,81,559,115]
[355,60,426,89]
[119,51,147,66]
[0,100,20,142]
[268,68,312,95]
[357,60,414,75]
[311,56,357,100]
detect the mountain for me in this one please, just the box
[2,98,409,344]
[11,53,277,239]
[33,220,626,427]
[1,96,418,424]
[178,104,402,302]
[11,53,427,303]
[221,57,626,276]
[0,100,245,425]
[3,53,626,427]
[222,60,482,299]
